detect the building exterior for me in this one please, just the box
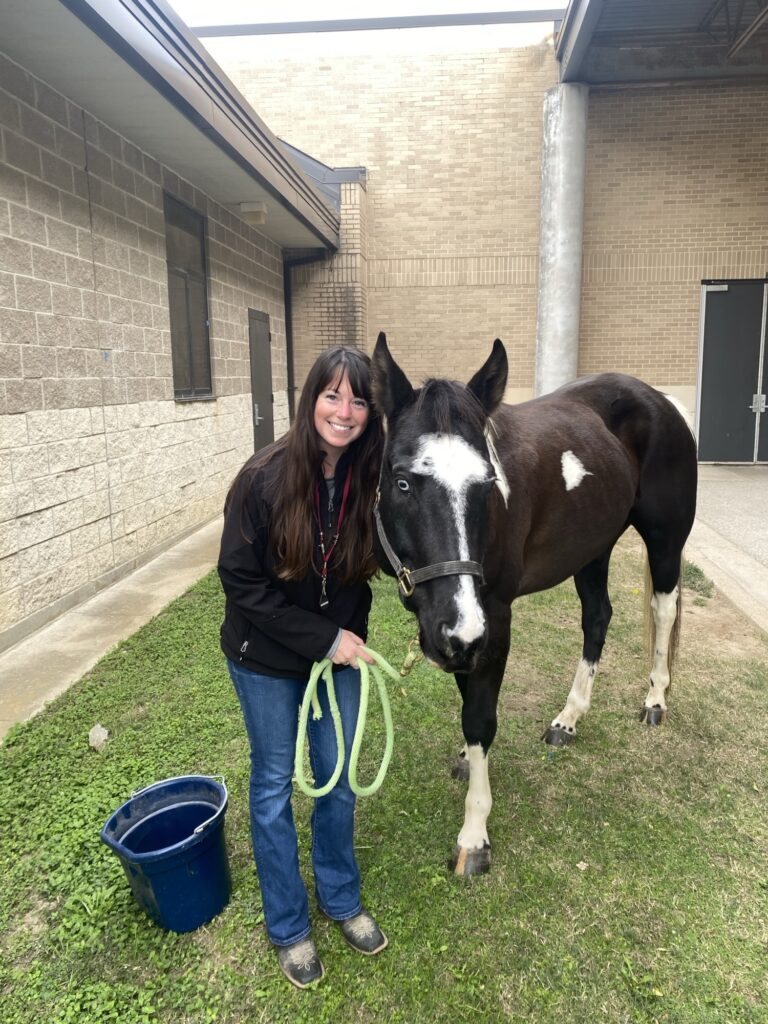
[1,0,767,646]
[201,3,767,433]
[0,0,341,649]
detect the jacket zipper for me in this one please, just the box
[239,640,248,662]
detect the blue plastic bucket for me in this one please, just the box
[101,775,231,933]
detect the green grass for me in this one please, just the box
[682,560,716,598]
[1,538,767,1023]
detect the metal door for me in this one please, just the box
[248,310,274,452]
[697,280,768,463]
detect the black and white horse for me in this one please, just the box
[371,333,697,876]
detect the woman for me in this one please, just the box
[218,346,386,989]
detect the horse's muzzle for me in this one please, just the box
[420,625,486,674]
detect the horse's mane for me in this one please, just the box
[415,379,487,434]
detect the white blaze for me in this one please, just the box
[411,433,489,644]
[561,450,593,491]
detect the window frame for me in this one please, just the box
[163,192,214,402]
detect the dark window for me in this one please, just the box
[163,194,212,399]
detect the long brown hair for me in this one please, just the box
[227,346,383,584]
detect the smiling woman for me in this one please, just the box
[217,345,387,988]
[314,376,370,475]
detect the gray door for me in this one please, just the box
[248,310,274,452]
[698,280,768,463]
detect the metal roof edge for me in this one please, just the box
[555,0,605,82]
[192,12,568,37]
[59,0,340,249]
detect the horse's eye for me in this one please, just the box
[396,478,410,493]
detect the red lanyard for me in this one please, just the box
[314,465,352,608]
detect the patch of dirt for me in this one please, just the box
[681,589,768,663]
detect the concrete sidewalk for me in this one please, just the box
[0,516,222,741]
[685,464,768,637]
[1,465,766,741]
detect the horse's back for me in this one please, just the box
[503,372,696,474]
[489,373,697,595]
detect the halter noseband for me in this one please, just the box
[373,491,485,598]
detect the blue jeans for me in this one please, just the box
[227,658,363,946]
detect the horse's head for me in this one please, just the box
[371,333,508,673]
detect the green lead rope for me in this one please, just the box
[294,647,399,798]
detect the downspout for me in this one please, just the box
[282,251,329,422]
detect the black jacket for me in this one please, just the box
[218,448,371,678]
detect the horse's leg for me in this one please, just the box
[450,675,470,780]
[639,535,683,725]
[543,549,613,746]
[450,600,510,876]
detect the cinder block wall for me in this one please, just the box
[0,52,286,646]
[581,84,768,406]
[215,42,558,395]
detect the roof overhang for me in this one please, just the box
[557,0,768,86]
[0,0,340,250]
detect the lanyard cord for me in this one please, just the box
[314,465,352,606]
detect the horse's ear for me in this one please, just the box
[372,332,415,417]
[467,339,508,415]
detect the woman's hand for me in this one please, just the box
[331,629,375,668]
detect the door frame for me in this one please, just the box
[247,308,274,453]
[695,277,768,464]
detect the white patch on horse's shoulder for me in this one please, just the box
[561,450,593,492]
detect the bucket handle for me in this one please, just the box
[194,776,227,834]
[130,774,227,811]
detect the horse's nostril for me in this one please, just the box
[439,625,473,658]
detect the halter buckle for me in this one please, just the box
[397,567,415,598]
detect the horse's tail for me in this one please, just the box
[643,554,682,691]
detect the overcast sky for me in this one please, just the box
[166,1,567,57]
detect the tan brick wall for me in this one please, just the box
[198,40,768,409]
[581,84,768,393]
[0,52,288,644]
[215,41,558,390]
[291,180,369,391]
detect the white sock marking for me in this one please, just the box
[411,434,489,644]
[457,744,491,850]
[645,587,678,709]
[561,450,593,491]
[550,658,597,733]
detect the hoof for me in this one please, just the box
[450,755,470,781]
[542,725,574,747]
[640,705,667,726]
[450,843,491,876]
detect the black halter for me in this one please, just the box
[373,492,485,598]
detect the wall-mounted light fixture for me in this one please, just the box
[238,201,268,226]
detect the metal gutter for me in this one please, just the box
[191,11,567,37]
[58,0,340,250]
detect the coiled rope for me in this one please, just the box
[294,647,398,798]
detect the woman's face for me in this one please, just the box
[313,371,370,463]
